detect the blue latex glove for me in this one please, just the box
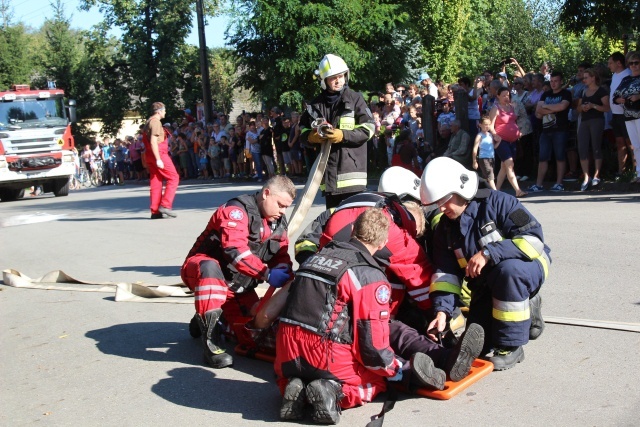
[267,267,291,288]
[388,369,403,382]
[387,358,405,382]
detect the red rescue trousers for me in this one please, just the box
[181,254,259,324]
[274,324,387,409]
[146,151,179,214]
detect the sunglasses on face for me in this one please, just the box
[629,61,640,66]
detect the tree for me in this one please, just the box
[559,0,639,42]
[0,24,35,89]
[209,47,236,114]
[39,0,83,93]
[227,0,409,110]
[80,0,213,118]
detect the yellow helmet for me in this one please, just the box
[316,54,349,90]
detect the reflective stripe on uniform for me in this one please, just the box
[347,269,362,291]
[296,271,334,285]
[492,297,530,322]
[232,250,252,266]
[512,235,545,260]
[430,212,443,230]
[513,235,549,279]
[430,272,461,295]
[390,282,405,290]
[195,294,227,301]
[195,285,228,293]
[354,122,375,139]
[408,287,430,301]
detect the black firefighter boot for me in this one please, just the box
[444,323,485,382]
[306,379,344,425]
[280,377,307,421]
[198,309,233,369]
[408,353,446,391]
[529,293,545,340]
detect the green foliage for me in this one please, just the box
[0,24,35,89]
[559,0,639,41]
[209,48,236,114]
[228,0,409,109]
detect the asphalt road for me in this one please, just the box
[1,181,639,426]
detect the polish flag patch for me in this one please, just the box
[375,285,391,305]
[229,209,244,220]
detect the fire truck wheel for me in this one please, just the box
[53,179,70,197]
[0,188,24,202]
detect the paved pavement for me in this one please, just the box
[1,181,639,426]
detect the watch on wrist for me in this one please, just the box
[482,248,491,261]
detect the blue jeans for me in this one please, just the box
[251,151,263,178]
[538,131,569,162]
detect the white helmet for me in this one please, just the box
[378,166,421,202]
[420,157,478,205]
[316,54,349,90]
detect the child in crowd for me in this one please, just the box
[437,100,456,131]
[472,116,497,190]
[198,148,209,179]
[384,127,395,166]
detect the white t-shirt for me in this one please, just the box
[610,68,631,115]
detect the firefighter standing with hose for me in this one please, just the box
[299,54,375,209]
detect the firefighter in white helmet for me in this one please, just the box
[420,157,549,371]
[299,54,375,209]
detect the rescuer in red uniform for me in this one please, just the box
[275,208,448,424]
[182,176,296,368]
[143,102,180,219]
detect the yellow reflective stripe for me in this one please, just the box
[295,240,317,254]
[512,235,544,257]
[301,127,311,134]
[430,281,461,295]
[492,298,530,322]
[460,280,471,308]
[336,178,367,189]
[319,59,331,76]
[430,212,443,230]
[320,183,326,191]
[536,253,549,279]
[355,122,374,139]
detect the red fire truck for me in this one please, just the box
[0,84,77,201]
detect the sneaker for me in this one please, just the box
[410,352,446,390]
[518,175,529,182]
[445,323,485,382]
[150,212,164,219]
[527,184,544,192]
[280,377,306,421]
[489,346,525,371]
[306,379,343,425]
[591,177,601,187]
[580,181,589,192]
[563,171,578,182]
[529,294,545,340]
[252,174,259,178]
[158,206,177,218]
[550,183,564,192]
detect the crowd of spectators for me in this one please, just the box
[373,51,640,196]
[76,50,640,194]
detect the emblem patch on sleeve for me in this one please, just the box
[229,209,244,220]
[375,285,391,305]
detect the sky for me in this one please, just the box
[15,0,228,47]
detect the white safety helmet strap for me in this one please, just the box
[378,166,421,202]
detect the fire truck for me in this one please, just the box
[0,84,77,201]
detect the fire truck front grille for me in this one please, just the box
[6,138,59,154]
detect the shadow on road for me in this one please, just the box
[151,366,281,421]
[111,265,180,277]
